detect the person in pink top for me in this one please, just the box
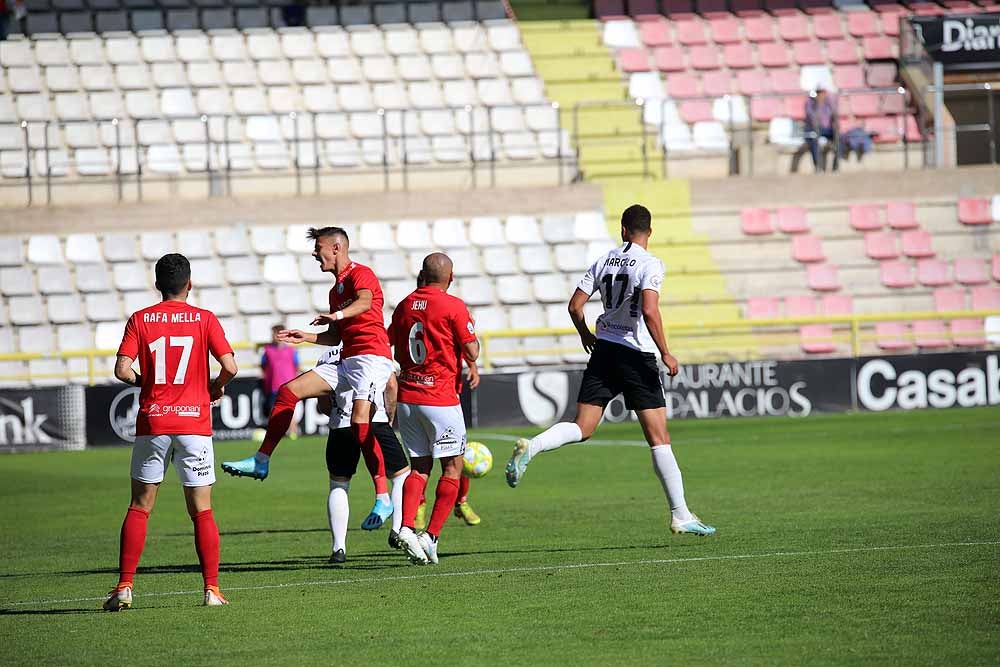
[261,324,301,439]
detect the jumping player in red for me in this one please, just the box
[389,252,479,565]
[104,253,238,611]
[222,226,399,530]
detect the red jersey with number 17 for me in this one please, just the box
[117,300,233,437]
[329,262,391,359]
[388,286,477,407]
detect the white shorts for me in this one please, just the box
[397,403,466,459]
[314,356,389,429]
[131,434,216,487]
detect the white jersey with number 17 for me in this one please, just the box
[576,242,664,355]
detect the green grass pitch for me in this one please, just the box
[2,409,998,665]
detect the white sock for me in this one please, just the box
[390,469,409,533]
[650,445,693,522]
[327,479,350,552]
[527,422,583,459]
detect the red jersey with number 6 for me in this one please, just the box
[388,286,477,407]
[329,262,391,359]
[117,300,233,437]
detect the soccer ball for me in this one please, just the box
[251,428,266,443]
[463,441,493,478]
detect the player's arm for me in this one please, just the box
[464,359,480,390]
[114,355,141,386]
[311,288,374,326]
[568,288,598,353]
[640,290,678,376]
[277,325,341,347]
[210,352,238,402]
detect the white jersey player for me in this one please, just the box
[505,204,716,536]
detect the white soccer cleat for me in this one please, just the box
[102,585,132,612]
[670,513,716,536]
[203,585,229,606]
[416,532,439,565]
[397,526,429,565]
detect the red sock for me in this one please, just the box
[457,475,470,505]
[402,473,429,529]
[117,506,149,587]
[427,476,461,539]
[259,386,299,456]
[353,421,388,495]
[193,509,220,589]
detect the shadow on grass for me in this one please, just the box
[0,607,105,616]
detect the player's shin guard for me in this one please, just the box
[118,506,149,587]
[258,386,299,457]
[457,475,470,505]
[427,476,461,539]
[402,472,429,529]
[354,422,388,495]
[193,509,221,589]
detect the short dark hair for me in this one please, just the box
[155,253,191,297]
[271,324,284,333]
[307,226,349,246]
[621,204,652,234]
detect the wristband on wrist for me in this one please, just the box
[335,311,344,321]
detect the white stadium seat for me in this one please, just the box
[140,232,175,260]
[504,215,543,245]
[431,218,469,248]
[0,267,34,296]
[37,266,73,294]
[263,254,300,284]
[468,217,506,247]
[450,248,482,277]
[456,277,496,307]
[371,250,410,280]
[573,211,609,241]
[0,237,24,266]
[532,274,569,303]
[198,287,236,316]
[113,263,149,291]
[27,235,65,264]
[236,286,273,314]
[189,258,224,287]
[496,275,533,304]
[75,263,112,293]
[8,295,45,325]
[482,246,519,276]
[95,320,126,348]
[554,243,591,272]
[359,222,396,251]
[517,245,554,274]
[177,229,213,259]
[123,291,157,317]
[214,227,251,257]
[19,324,55,352]
[273,284,311,313]
[395,220,433,250]
[57,324,94,351]
[225,256,263,285]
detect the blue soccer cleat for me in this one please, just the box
[505,438,531,488]
[220,454,269,481]
[361,497,393,530]
[670,514,716,536]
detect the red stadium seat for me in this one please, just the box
[724,44,756,69]
[784,294,817,316]
[640,20,672,47]
[886,201,918,229]
[751,96,784,121]
[863,36,896,60]
[850,204,883,231]
[793,42,824,66]
[994,254,1000,282]
[759,42,791,68]
[654,47,687,72]
[901,230,934,258]
[807,264,841,291]
[812,13,844,40]
[905,115,923,143]
[917,258,951,287]
[971,286,1000,310]
[741,208,774,235]
[826,40,859,65]
[865,117,902,144]
[874,321,912,350]
[880,260,914,288]
[913,320,950,349]
[619,48,652,73]
[689,45,720,70]
[743,15,776,42]
[784,95,807,121]
[709,16,742,43]
[951,318,986,346]
[821,293,853,315]
[955,257,989,285]
[833,65,865,90]
[933,287,966,312]
[865,231,898,260]
[800,324,836,353]
[776,207,809,233]
[866,62,898,87]
[675,19,708,45]
[880,12,902,37]
[702,70,734,96]
[666,72,701,97]
[738,69,771,95]
[957,198,992,225]
[792,234,825,262]
[746,296,780,318]
[777,13,810,41]
[847,11,881,37]
[595,0,626,19]
[882,92,906,114]
[679,99,714,123]
[848,93,881,117]
[770,68,801,94]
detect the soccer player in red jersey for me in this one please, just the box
[388,253,479,565]
[221,226,403,530]
[104,254,238,611]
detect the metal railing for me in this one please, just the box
[0,102,575,206]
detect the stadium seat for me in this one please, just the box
[746,296,780,319]
[456,276,496,306]
[880,259,915,289]
[913,320,950,349]
[37,266,73,295]
[792,234,824,262]
[993,195,1000,223]
[954,257,988,285]
[640,19,671,46]
[262,254,299,284]
[886,201,918,229]
[235,285,273,314]
[370,251,410,280]
[9,296,46,326]
[913,258,950,287]
[874,321,911,350]
[496,275,533,304]
[849,204,882,231]
[531,273,568,303]
[214,227,252,257]
[957,197,991,225]
[86,293,123,322]
[482,246,519,276]
[806,263,840,291]
[224,256,262,285]
[864,231,898,260]
[675,19,708,45]
[27,235,65,264]
[57,324,94,352]
[0,267,35,296]
[900,230,934,258]
[0,237,24,266]
[449,248,482,277]
[972,286,1000,310]
[19,324,55,352]
[741,208,773,235]
[775,207,809,233]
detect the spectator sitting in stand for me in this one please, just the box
[804,86,839,173]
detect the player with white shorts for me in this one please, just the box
[131,434,216,487]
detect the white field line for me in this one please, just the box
[473,432,650,446]
[7,540,998,608]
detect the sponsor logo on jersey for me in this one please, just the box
[517,372,569,426]
[402,371,436,386]
[148,403,161,415]
[467,321,475,335]
[336,283,345,294]
[604,257,638,268]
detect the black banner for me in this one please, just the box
[909,14,1000,70]
[855,351,1000,411]
[0,386,86,452]
[85,378,334,446]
